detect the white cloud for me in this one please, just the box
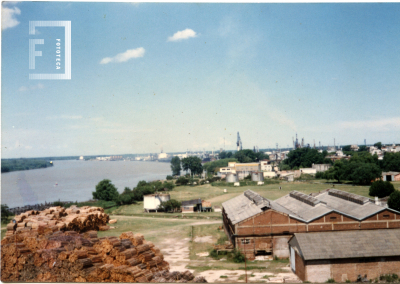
[100,47,145,64]
[46,115,83,120]
[267,109,297,132]
[168,29,197,42]
[338,117,400,132]
[18,84,44,92]
[1,4,21,30]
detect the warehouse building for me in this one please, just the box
[222,189,400,260]
[289,229,400,282]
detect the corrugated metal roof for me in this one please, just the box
[223,189,397,225]
[290,229,400,260]
[222,190,271,225]
[182,198,202,206]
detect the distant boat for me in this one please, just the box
[55,182,58,186]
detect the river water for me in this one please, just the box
[1,160,171,208]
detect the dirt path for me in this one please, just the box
[110,215,222,226]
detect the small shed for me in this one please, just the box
[382,171,400,182]
[181,198,202,213]
[201,200,212,212]
[143,194,170,212]
[289,229,400,283]
[213,206,222,213]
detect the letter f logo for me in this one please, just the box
[29,39,44,69]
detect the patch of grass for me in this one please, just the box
[326,278,335,283]
[220,275,228,278]
[237,266,269,270]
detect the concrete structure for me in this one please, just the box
[289,229,400,282]
[263,171,277,178]
[181,198,202,213]
[222,189,400,260]
[382,172,400,182]
[251,172,264,182]
[312,164,331,172]
[226,173,238,183]
[143,194,170,212]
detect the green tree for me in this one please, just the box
[282,148,332,169]
[170,156,182,176]
[181,156,203,177]
[325,160,347,183]
[388,190,400,212]
[160,199,181,212]
[369,180,395,198]
[92,179,119,201]
[350,163,381,185]
[1,204,12,224]
[226,152,233,158]
[358,145,367,152]
[234,149,257,163]
[202,158,237,173]
[176,176,189,185]
[219,151,227,159]
[381,152,400,172]
[342,145,352,152]
[374,142,382,150]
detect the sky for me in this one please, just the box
[1,2,400,158]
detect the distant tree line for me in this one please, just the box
[92,179,175,206]
[1,158,54,173]
[170,156,203,177]
[316,152,400,185]
[280,148,332,170]
[203,158,238,174]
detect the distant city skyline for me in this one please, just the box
[2,2,400,158]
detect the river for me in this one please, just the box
[1,160,172,208]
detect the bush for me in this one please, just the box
[380,274,399,282]
[160,199,181,212]
[233,249,245,263]
[315,172,325,179]
[166,175,173,180]
[209,249,219,259]
[1,204,12,223]
[369,180,395,198]
[326,279,335,283]
[388,190,400,212]
[176,176,189,186]
[92,179,119,201]
[52,200,64,207]
[163,181,175,191]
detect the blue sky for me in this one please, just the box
[2,2,400,158]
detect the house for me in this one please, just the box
[289,229,400,283]
[181,198,202,213]
[260,160,273,172]
[222,189,400,260]
[382,172,400,182]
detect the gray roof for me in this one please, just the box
[223,189,399,225]
[182,199,202,206]
[290,229,400,260]
[222,190,271,225]
[382,172,400,175]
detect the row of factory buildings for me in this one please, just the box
[222,188,400,282]
[217,160,331,182]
